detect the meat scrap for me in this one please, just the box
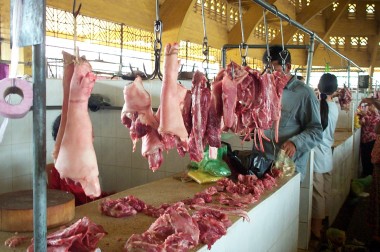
[192,208,232,249]
[27,217,106,252]
[4,235,30,248]
[124,202,200,252]
[55,57,101,198]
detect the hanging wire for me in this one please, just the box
[238,0,248,66]
[201,0,209,79]
[263,9,272,72]
[279,17,289,72]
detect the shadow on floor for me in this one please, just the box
[308,194,379,252]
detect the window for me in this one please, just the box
[292,33,305,45]
[351,37,359,48]
[348,4,356,19]
[253,23,278,42]
[329,36,345,49]
[194,0,236,28]
[366,4,375,20]
[332,2,339,12]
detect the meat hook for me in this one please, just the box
[72,0,82,18]
[143,0,163,80]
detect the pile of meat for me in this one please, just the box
[26,217,106,251]
[99,172,280,251]
[121,43,288,171]
[338,85,352,111]
[54,52,101,198]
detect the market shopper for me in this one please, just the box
[358,98,380,177]
[360,97,380,248]
[311,73,339,239]
[254,45,323,182]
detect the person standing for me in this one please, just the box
[311,73,339,239]
[360,97,380,249]
[358,98,380,177]
[255,45,323,182]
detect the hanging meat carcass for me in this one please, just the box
[338,85,352,111]
[158,43,189,154]
[121,76,159,150]
[52,51,75,161]
[55,57,101,198]
[188,71,211,162]
[121,76,164,171]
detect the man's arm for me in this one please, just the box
[288,89,323,153]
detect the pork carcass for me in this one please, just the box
[52,51,75,161]
[158,43,189,153]
[121,76,158,150]
[188,71,211,162]
[55,58,101,198]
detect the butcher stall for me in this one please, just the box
[0,173,301,251]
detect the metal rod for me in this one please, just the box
[347,61,351,88]
[221,44,309,68]
[305,33,315,87]
[32,6,47,252]
[250,0,364,72]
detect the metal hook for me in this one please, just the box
[272,4,278,17]
[72,0,82,18]
[239,43,248,66]
[143,0,163,80]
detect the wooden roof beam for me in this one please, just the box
[368,27,380,86]
[315,0,350,51]
[270,0,333,45]
[160,0,194,44]
[228,0,277,44]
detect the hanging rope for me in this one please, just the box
[238,0,248,66]
[263,9,272,72]
[201,0,209,79]
[72,0,82,61]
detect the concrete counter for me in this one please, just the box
[0,174,300,252]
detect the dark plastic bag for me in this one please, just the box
[223,141,273,179]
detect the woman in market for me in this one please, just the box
[360,97,380,249]
[46,114,110,206]
[311,73,339,240]
[358,97,380,177]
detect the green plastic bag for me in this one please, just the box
[196,145,231,177]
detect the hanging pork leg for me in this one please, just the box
[55,58,101,198]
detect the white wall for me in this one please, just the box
[0,78,251,195]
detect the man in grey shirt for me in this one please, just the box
[256,46,323,182]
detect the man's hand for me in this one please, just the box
[281,141,296,158]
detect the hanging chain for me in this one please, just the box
[279,17,289,72]
[153,0,162,59]
[263,9,272,72]
[201,0,209,78]
[238,0,248,66]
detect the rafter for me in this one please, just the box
[368,29,380,87]
[160,0,194,44]
[270,0,332,45]
[315,0,350,51]
[228,0,277,44]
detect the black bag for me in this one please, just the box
[223,141,273,179]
